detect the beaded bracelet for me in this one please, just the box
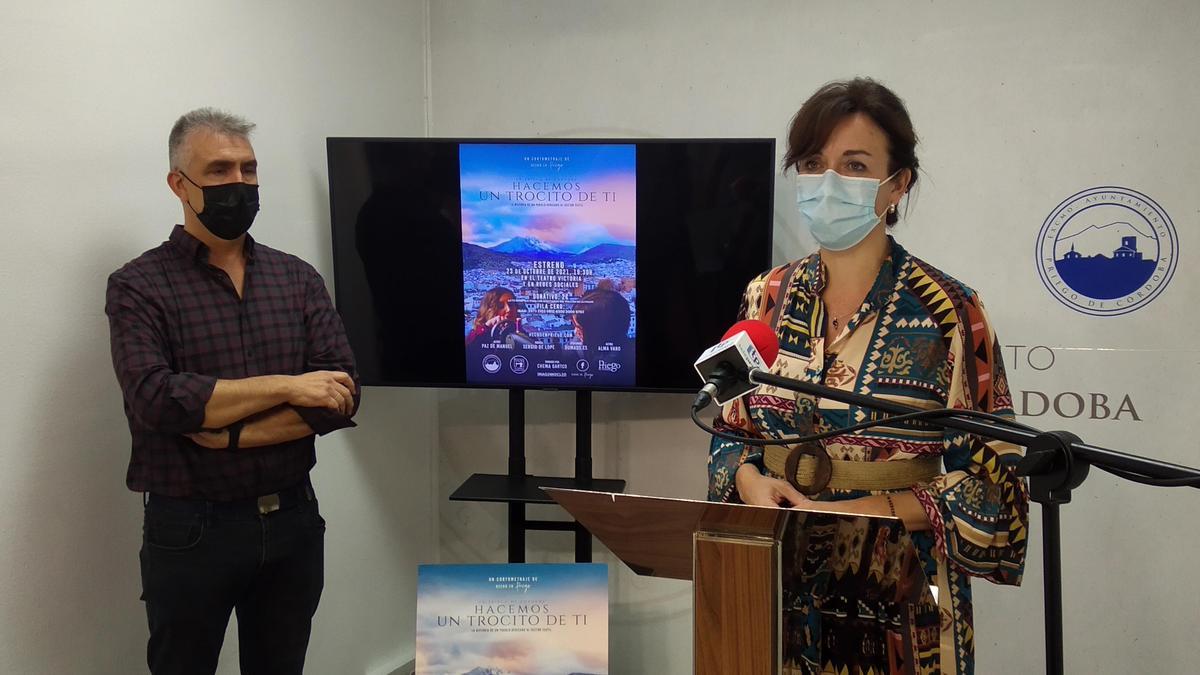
[884,493,897,518]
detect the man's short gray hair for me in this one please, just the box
[168,107,256,170]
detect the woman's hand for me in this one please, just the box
[735,463,812,508]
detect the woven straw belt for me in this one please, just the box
[763,443,941,495]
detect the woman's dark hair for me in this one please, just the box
[572,288,631,345]
[783,77,919,226]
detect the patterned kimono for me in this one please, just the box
[707,238,1029,675]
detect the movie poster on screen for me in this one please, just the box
[415,563,609,675]
[461,144,636,387]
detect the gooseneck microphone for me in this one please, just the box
[691,320,780,410]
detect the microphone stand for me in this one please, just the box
[740,369,1200,675]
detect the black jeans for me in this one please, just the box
[139,484,325,675]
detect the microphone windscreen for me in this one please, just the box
[722,319,780,367]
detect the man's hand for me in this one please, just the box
[187,429,230,450]
[285,371,356,416]
[735,463,812,508]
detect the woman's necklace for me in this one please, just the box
[829,308,857,332]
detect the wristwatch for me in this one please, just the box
[228,420,244,451]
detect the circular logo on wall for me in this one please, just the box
[1036,186,1177,316]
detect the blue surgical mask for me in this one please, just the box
[795,169,899,251]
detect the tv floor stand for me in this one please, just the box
[449,389,626,563]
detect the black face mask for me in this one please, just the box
[179,172,260,240]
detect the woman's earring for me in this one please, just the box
[888,203,897,215]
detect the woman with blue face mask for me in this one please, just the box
[706,78,1028,674]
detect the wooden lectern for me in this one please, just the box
[545,488,931,675]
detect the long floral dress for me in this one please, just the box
[707,238,1029,674]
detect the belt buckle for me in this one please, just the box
[257,493,281,515]
[784,442,831,496]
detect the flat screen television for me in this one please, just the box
[326,138,775,392]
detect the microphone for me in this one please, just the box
[692,320,780,410]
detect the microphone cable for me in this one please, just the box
[691,405,1200,488]
[691,403,1039,447]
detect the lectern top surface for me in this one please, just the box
[545,487,900,581]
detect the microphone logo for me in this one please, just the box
[692,320,780,409]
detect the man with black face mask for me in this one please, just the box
[105,108,360,674]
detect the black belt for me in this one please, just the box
[145,479,315,516]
